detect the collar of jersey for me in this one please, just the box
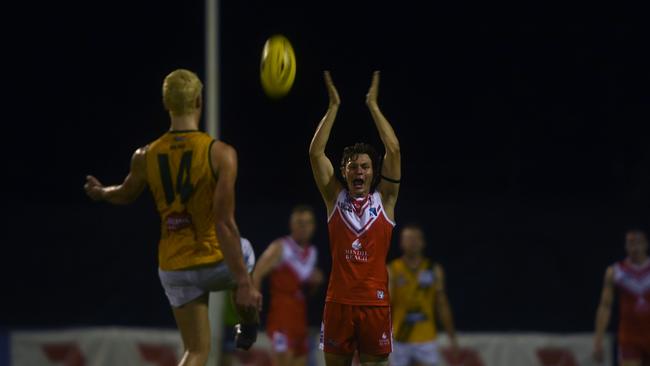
[168,129,200,134]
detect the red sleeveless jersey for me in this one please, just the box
[266,236,318,334]
[326,190,395,306]
[613,258,650,344]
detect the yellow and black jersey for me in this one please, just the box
[145,130,222,270]
[389,257,439,343]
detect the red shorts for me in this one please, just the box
[266,328,309,356]
[320,302,392,356]
[619,339,650,363]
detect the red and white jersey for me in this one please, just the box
[266,236,318,333]
[613,258,650,344]
[326,189,395,306]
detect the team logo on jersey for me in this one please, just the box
[418,270,435,287]
[377,290,385,300]
[346,239,368,262]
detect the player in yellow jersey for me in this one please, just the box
[84,69,262,366]
[388,224,459,366]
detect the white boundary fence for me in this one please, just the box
[7,328,612,366]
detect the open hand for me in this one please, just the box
[366,70,380,106]
[324,71,340,107]
[84,175,105,201]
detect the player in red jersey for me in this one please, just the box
[309,71,400,366]
[253,205,324,366]
[593,229,650,366]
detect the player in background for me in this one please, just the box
[388,224,459,366]
[253,205,324,366]
[219,290,240,366]
[593,229,650,366]
[84,69,262,366]
[309,70,401,366]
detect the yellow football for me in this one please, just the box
[260,35,296,98]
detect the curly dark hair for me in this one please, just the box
[340,142,381,191]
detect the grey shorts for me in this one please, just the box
[158,238,255,308]
[390,340,439,366]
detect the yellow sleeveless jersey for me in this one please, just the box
[145,130,223,270]
[389,258,438,343]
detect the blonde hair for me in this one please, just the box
[162,69,203,116]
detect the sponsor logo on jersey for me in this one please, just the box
[345,249,369,263]
[377,290,385,300]
[166,211,193,232]
[369,207,378,217]
[379,331,390,347]
[345,239,369,262]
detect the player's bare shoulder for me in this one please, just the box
[210,140,238,177]
[130,146,148,180]
[132,146,148,165]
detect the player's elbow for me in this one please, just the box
[385,140,400,155]
[308,143,324,158]
[215,217,238,237]
[106,190,136,205]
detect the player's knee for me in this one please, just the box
[185,340,210,362]
[360,361,388,366]
[185,348,210,365]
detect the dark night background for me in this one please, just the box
[2,1,649,334]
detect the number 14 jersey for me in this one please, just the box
[146,130,222,270]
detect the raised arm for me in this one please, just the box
[251,240,283,290]
[434,264,459,354]
[593,266,615,363]
[309,71,342,214]
[84,147,147,205]
[366,71,400,217]
[211,141,262,312]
